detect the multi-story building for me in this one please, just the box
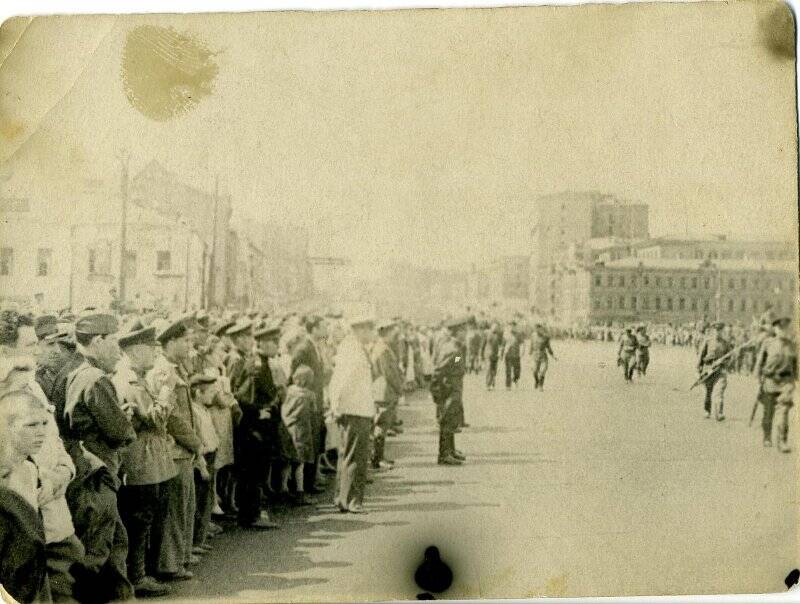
[633,236,795,262]
[529,191,649,317]
[467,255,531,314]
[560,257,797,325]
[130,160,232,308]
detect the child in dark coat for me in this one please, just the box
[279,365,316,505]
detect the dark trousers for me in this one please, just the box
[485,357,498,388]
[761,388,792,442]
[435,394,461,460]
[636,350,650,375]
[194,452,217,546]
[532,355,548,388]
[303,409,326,492]
[372,403,393,466]
[620,354,635,381]
[150,461,195,575]
[335,415,371,509]
[505,356,521,388]
[46,534,85,602]
[66,473,134,603]
[119,482,161,585]
[236,464,263,526]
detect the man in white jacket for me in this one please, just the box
[328,316,376,514]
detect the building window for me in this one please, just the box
[88,240,111,275]
[88,249,97,275]
[666,298,673,311]
[642,297,650,310]
[728,299,734,312]
[691,299,697,311]
[703,299,710,311]
[619,276,625,287]
[157,251,171,272]
[728,278,735,290]
[740,277,747,289]
[0,247,12,276]
[631,296,637,309]
[595,274,602,287]
[607,275,613,287]
[655,297,661,310]
[678,298,685,310]
[655,276,662,287]
[764,300,772,311]
[593,298,601,309]
[666,277,673,288]
[643,275,649,286]
[37,248,52,277]
[631,277,637,287]
[679,277,686,288]
[740,298,746,312]
[124,251,137,280]
[691,277,697,289]
[704,278,710,289]
[619,296,625,309]
[607,297,613,309]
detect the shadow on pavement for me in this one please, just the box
[168,388,470,600]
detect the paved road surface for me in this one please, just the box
[172,341,796,601]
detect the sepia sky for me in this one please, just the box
[0,2,796,274]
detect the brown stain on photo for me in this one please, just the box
[545,572,568,596]
[121,24,219,121]
[0,117,25,142]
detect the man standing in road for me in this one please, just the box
[431,316,469,466]
[483,323,502,391]
[370,320,404,471]
[529,323,555,391]
[696,321,732,421]
[329,316,376,514]
[617,327,638,383]
[634,325,651,377]
[501,321,523,390]
[755,316,796,451]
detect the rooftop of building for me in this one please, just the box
[633,236,794,248]
[598,256,797,273]
[536,191,647,207]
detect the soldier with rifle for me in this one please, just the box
[696,321,732,421]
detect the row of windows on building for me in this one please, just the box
[591,295,787,314]
[0,246,174,278]
[593,273,793,293]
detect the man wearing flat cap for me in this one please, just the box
[370,320,404,470]
[59,313,136,601]
[755,316,797,451]
[430,316,469,466]
[147,317,203,580]
[697,320,733,421]
[329,316,376,513]
[226,319,279,529]
[114,323,175,596]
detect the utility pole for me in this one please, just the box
[118,151,130,307]
[183,218,191,312]
[208,174,219,309]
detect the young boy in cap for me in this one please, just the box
[188,375,220,551]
